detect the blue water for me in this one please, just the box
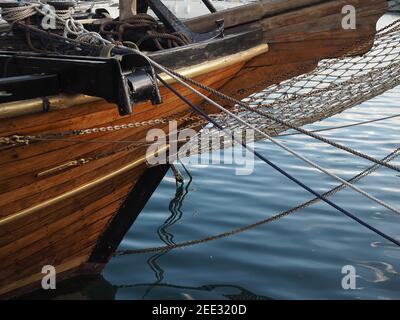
[96,83,400,300]
[37,12,399,300]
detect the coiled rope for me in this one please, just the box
[99,13,192,50]
[1,3,38,23]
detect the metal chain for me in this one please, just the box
[33,121,206,177]
[76,114,207,136]
[0,134,35,146]
[0,113,207,147]
[4,19,399,149]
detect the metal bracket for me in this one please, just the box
[0,52,162,115]
[144,0,224,43]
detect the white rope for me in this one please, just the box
[1,1,110,45]
[2,2,399,216]
[63,18,85,36]
[131,49,400,216]
[1,3,39,23]
[75,31,108,45]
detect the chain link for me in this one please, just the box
[0,135,35,146]
[2,18,400,177]
[0,114,207,146]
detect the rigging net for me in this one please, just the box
[182,17,400,156]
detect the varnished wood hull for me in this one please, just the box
[0,0,387,298]
[0,60,249,298]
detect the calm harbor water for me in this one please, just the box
[96,13,400,299]
[30,13,400,300]
[97,84,399,300]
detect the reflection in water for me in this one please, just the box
[116,282,272,300]
[143,164,193,298]
[20,275,118,300]
[357,261,398,283]
[22,273,271,300]
[134,165,270,300]
[23,164,268,300]
[20,262,272,299]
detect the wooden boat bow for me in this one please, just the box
[0,0,388,298]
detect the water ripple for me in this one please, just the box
[101,81,400,299]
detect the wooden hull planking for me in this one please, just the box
[0,0,387,298]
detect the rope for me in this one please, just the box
[278,114,400,137]
[116,80,400,256]
[1,3,39,24]
[133,51,400,216]
[100,13,191,50]
[2,1,110,45]
[158,77,400,248]
[136,31,189,49]
[160,66,400,174]
[117,148,399,255]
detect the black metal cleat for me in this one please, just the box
[0,51,163,116]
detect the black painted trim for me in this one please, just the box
[88,164,170,263]
[149,26,264,70]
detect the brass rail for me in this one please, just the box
[0,44,269,119]
[0,145,169,227]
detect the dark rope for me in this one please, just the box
[136,31,188,49]
[116,146,399,255]
[162,66,400,173]
[157,75,400,248]
[100,13,191,50]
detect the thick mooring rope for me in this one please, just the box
[1,3,38,23]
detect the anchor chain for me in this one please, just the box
[0,113,207,147]
[0,134,35,146]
